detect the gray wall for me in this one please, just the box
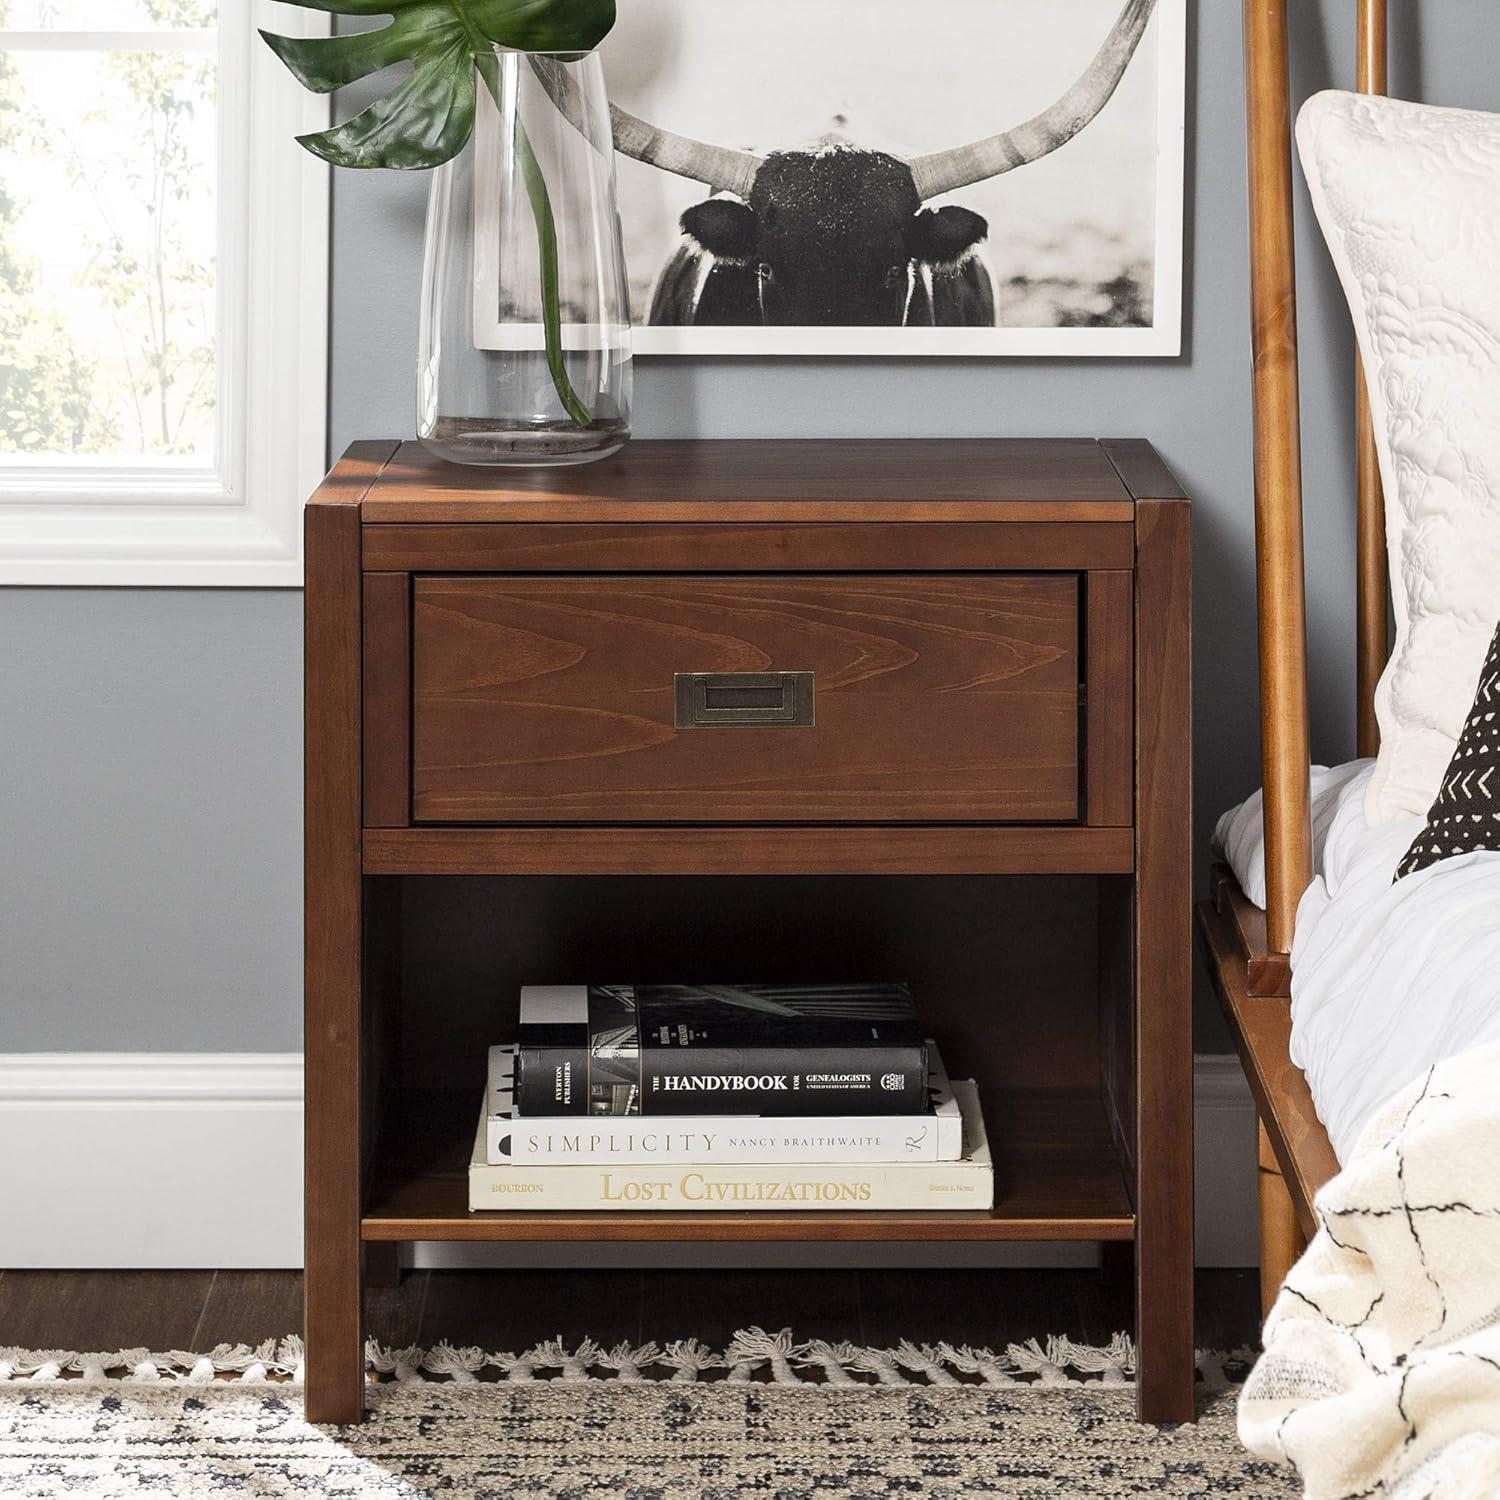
[2,2,1490,1052]
[0,589,303,1050]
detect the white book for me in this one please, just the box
[485,1042,964,1165]
[468,1079,994,1212]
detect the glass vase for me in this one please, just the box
[417,49,631,467]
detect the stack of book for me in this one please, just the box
[468,982,994,1211]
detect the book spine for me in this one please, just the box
[468,1158,993,1212]
[640,1042,927,1117]
[514,1044,586,1116]
[516,984,642,1117]
[515,1040,928,1118]
[487,1113,957,1166]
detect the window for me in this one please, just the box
[0,1,329,584]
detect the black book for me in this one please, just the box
[515,982,927,1117]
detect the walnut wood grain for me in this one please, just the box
[1357,0,1388,105]
[304,441,404,1423]
[361,573,411,829]
[1354,378,1388,760]
[359,440,1135,523]
[363,1212,1134,1244]
[410,574,1080,825]
[1257,1121,1306,1316]
[1197,895,1338,1241]
[1244,0,1314,958]
[304,449,394,1425]
[363,825,1134,877]
[305,436,1195,1421]
[361,874,404,1287]
[1231,0,1391,1301]
[312,440,403,507]
[1355,0,1389,760]
[1099,439,1188,502]
[361,1086,1133,1243]
[361,521,1134,573]
[1132,498,1194,1424]
[0,1270,214,1351]
[1098,876,1136,1193]
[1086,571,1134,826]
[1211,863,1292,997]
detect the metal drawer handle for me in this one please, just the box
[674,671,815,729]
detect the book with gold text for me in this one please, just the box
[468,1079,993,1211]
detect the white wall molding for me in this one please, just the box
[0,1053,303,1269]
[0,1,330,587]
[0,1053,304,1104]
[0,1052,1259,1270]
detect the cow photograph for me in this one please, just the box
[475,0,1184,356]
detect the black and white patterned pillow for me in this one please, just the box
[1397,619,1500,879]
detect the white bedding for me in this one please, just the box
[1241,1039,1500,1497]
[1216,762,1500,1162]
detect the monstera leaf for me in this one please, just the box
[261,0,616,169]
[262,0,615,427]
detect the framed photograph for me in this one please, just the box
[476,0,1185,357]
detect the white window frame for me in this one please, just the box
[0,1,330,586]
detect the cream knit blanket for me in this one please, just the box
[1240,1040,1500,1497]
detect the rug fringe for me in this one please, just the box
[0,1335,1255,1389]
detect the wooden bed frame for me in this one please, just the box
[1197,0,1390,1315]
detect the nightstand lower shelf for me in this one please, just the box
[361,1087,1134,1243]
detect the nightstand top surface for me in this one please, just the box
[323,438,1181,525]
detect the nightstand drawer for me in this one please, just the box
[409,574,1080,824]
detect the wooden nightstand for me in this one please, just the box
[304,438,1193,1423]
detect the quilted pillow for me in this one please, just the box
[1397,619,1500,877]
[1297,92,1500,823]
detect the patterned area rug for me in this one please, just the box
[0,1335,1298,1498]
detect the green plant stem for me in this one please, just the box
[478,56,592,429]
[515,118,592,427]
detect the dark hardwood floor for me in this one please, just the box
[0,1267,1260,1356]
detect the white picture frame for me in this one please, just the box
[475,0,1185,358]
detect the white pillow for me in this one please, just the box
[1213,760,1372,909]
[1297,92,1500,824]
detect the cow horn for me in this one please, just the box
[908,0,1158,201]
[609,106,764,199]
[528,56,763,198]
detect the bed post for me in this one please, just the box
[1244,0,1314,961]
[1355,0,1388,757]
[1257,1123,1303,1315]
[1243,0,1316,1300]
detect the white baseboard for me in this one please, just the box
[0,1053,1259,1270]
[0,1054,304,1269]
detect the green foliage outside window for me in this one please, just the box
[0,0,215,459]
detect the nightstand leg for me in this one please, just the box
[305,500,367,1425]
[304,1223,365,1425]
[1133,498,1195,1423]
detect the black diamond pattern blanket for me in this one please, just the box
[1399,618,1500,878]
[1240,1043,1500,1497]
